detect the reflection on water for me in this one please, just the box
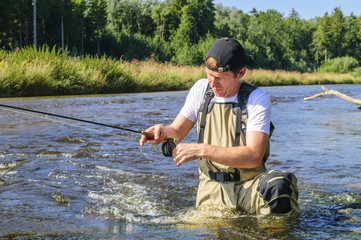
[0,85,360,239]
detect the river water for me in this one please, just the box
[0,84,360,239]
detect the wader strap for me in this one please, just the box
[234,82,257,146]
[269,121,275,138]
[198,86,214,144]
[198,85,220,172]
[234,108,243,146]
[237,82,256,110]
[209,169,240,182]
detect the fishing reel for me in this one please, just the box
[161,139,176,157]
[141,131,176,157]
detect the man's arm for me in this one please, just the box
[140,113,269,169]
[173,131,268,168]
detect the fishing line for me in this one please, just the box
[0,104,142,134]
[0,103,177,157]
[0,106,138,141]
[0,105,140,176]
[0,107,139,176]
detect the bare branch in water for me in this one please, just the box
[304,86,361,108]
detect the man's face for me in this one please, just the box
[206,68,244,98]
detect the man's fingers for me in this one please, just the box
[139,135,148,146]
[154,125,165,141]
[139,124,166,146]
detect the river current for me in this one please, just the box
[0,84,360,239]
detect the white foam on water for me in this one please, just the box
[46,163,167,223]
[88,191,124,204]
[140,206,248,230]
[0,162,17,169]
[91,154,113,159]
[48,169,69,179]
[176,207,240,224]
[36,154,59,158]
[2,170,17,175]
[328,193,356,204]
[85,181,162,222]
[27,178,42,183]
[95,165,130,175]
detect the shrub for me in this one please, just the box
[319,56,359,73]
[351,67,361,77]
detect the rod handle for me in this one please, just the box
[141,131,177,143]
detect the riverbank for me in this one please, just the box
[1,47,361,97]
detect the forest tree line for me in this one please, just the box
[1,0,361,72]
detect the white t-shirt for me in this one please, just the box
[180,78,271,135]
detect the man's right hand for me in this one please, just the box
[139,124,166,146]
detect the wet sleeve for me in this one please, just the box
[246,88,271,135]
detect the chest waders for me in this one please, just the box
[196,82,300,215]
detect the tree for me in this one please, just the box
[171,4,197,64]
[33,0,36,47]
[0,0,32,49]
[246,13,266,68]
[283,9,315,71]
[71,0,87,55]
[107,0,156,37]
[329,7,346,57]
[344,13,361,60]
[152,3,172,39]
[284,9,301,60]
[168,0,215,44]
[85,0,107,57]
[213,4,248,41]
[174,4,197,44]
[213,3,232,37]
[316,13,333,61]
[192,0,215,42]
[357,17,361,60]
[1,0,360,71]
[247,9,288,69]
[228,9,249,42]
[167,0,187,40]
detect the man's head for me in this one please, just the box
[205,38,253,76]
[205,38,253,98]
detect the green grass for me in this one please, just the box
[0,46,360,97]
[244,69,361,86]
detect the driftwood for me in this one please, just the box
[304,86,361,108]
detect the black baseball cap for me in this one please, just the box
[205,38,254,72]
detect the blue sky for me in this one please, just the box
[213,0,361,19]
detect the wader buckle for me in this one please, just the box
[209,169,240,182]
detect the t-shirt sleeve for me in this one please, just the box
[180,79,208,123]
[246,88,271,135]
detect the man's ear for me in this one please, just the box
[238,67,246,79]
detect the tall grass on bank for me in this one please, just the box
[0,46,361,97]
[244,69,361,86]
[0,46,205,97]
[124,55,205,92]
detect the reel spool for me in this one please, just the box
[161,139,176,157]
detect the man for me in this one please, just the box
[140,38,300,215]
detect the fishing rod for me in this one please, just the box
[0,103,176,157]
